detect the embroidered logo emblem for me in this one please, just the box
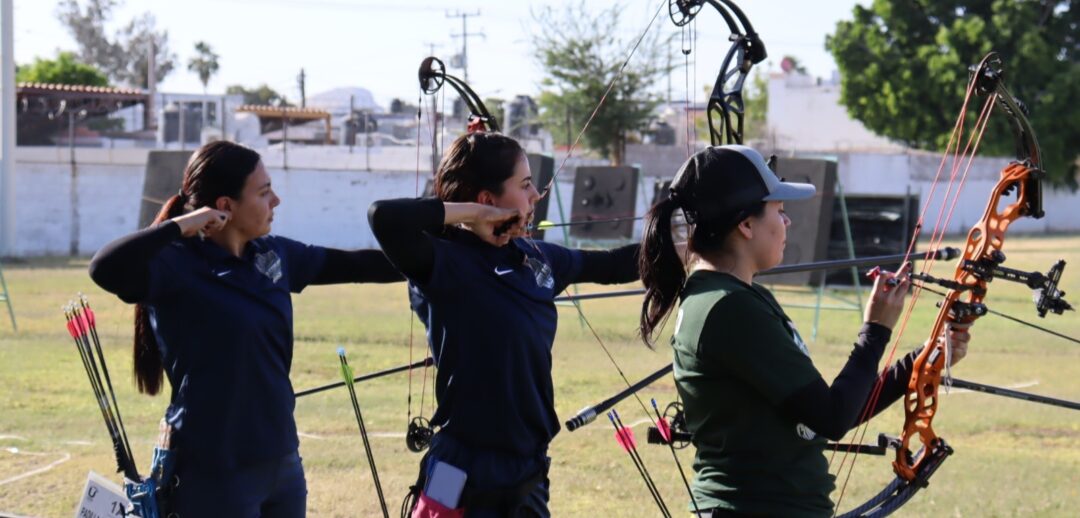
[255,251,283,283]
[524,257,554,289]
[796,423,817,441]
[788,321,810,357]
[494,267,514,276]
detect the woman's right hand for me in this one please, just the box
[863,263,911,330]
[172,207,230,238]
[445,202,526,246]
[470,205,527,246]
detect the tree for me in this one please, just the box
[16,52,109,86]
[188,41,220,93]
[531,1,671,165]
[225,84,292,107]
[827,0,1079,187]
[56,0,176,88]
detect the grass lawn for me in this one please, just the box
[1,235,1078,517]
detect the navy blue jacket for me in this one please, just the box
[90,222,400,471]
[369,198,639,458]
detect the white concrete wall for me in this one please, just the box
[6,146,1078,257]
[767,72,907,153]
[7,146,584,256]
[838,151,1080,234]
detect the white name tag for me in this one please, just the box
[74,471,130,518]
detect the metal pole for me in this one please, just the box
[295,357,434,398]
[0,0,16,255]
[68,111,79,256]
[565,364,673,431]
[178,101,185,151]
[949,378,1080,411]
[220,96,227,140]
[553,248,960,303]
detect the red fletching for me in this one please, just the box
[84,306,96,327]
[613,426,637,452]
[655,417,673,444]
[73,312,87,336]
[65,319,78,339]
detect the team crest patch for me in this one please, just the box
[787,321,810,357]
[255,251,283,283]
[524,257,554,289]
[796,423,817,440]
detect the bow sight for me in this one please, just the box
[913,250,1074,320]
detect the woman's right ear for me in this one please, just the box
[476,191,495,207]
[736,218,754,240]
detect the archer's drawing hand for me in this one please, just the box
[173,207,230,238]
[864,262,912,330]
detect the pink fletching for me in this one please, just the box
[613,427,637,452]
[656,417,673,444]
[65,319,77,338]
[85,307,96,327]
[75,312,88,336]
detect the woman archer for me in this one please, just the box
[90,140,403,516]
[637,145,973,517]
[369,131,641,517]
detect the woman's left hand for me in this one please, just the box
[938,322,972,367]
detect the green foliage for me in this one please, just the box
[15,52,108,86]
[827,0,1080,187]
[187,41,220,92]
[531,1,670,164]
[225,84,292,107]
[56,0,176,88]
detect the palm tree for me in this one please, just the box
[187,41,219,93]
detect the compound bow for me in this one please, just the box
[833,52,1073,517]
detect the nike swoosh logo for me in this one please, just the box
[216,270,232,277]
[494,267,514,276]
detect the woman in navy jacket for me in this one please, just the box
[369,132,639,517]
[90,140,401,517]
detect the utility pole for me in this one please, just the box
[0,0,15,255]
[423,41,441,58]
[297,68,306,108]
[146,40,157,130]
[447,10,484,83]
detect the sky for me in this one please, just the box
[11,0,870,109]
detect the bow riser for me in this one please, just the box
[894,160,1040,481]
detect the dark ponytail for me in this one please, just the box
[638,200,768,348]
[639,197,684,348]
[132,141,261,395]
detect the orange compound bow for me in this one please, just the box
[835,52,1073,518]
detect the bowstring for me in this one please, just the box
[830,77,998,514]
[517,0,671,422]
[827,66,982,470]
[407,90,424,430]
[539,0,669,200]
